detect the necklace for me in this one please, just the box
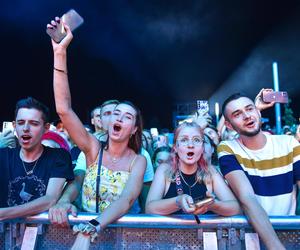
[107,149,128,165]
[179,171,198,196]
[20,150,42,175]
[21,158,40,175]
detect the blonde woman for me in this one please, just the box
[146,121,240,216]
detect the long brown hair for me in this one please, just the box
[167,121,211,183]
[105,101,143,154]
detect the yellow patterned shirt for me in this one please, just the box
[82,159,131,213]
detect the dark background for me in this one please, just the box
[1,0,300,129]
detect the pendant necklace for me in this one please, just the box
[179,171,198,196]
[20,150,42,175]
[21,158,40,175]
[107,149,128,165]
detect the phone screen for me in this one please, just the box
[196,100,209,115]
[46,9,84,43]
[150,128,159,138]
[2,121,14,133]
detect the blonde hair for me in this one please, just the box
[166,121,211,184]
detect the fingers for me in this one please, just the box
[2,130,13,137]
[47,17,60,29]
[71,205,78,217]
[181,195,195,213]
[48,204,71,227]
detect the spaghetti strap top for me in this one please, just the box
[129,155,138,172]
[81,152,137,213]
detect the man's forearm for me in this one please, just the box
[241,197,285,250]
[0,195,58,221]
[58,173,84,204]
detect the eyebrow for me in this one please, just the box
[114,108,135,117]
[16,119,41,123]
[178,135,202,139]
[231,104,254,116]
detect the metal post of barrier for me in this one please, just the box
[272,62,282,134]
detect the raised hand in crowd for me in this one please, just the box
[0,130,16,148]
[47,17,146,249]
[193,111,212,130]
[254,88,275,111]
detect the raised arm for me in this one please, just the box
[47,18,98,159]
[254,88,275,111]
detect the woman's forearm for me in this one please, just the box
[145,197,180,215]
[53,50,72,115]
[209,199,241,216]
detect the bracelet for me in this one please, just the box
[175,196,182,209]
[54,67,68,74]
[73,223,98,243]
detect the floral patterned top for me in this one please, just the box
[81,154,136,213]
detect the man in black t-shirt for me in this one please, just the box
[0,97,73,220]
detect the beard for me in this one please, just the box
[232,120,262,137]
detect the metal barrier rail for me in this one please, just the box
[1,213,300,249]
[13,212,300,229]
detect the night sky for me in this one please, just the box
[1,0,300,129]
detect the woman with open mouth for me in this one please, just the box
[146,121,240,217]
[47,19,146,249]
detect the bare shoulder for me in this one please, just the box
[131,153,146,172]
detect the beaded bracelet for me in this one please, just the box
[73,223,98,242]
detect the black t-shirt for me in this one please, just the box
[0,146,74,207]
[70,146,81,169]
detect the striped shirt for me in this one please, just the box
[217,134,300,215]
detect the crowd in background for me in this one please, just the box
[0,18,299,250]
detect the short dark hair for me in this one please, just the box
[221,93,250,120]
[90,106,101,119]
[15,97,50,123]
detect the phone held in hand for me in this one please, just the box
[193,196,214,208]
[46,9,84,43]
[196,100,209,116]
[262,91,288,104]
[150,128,159,139]
[2,121,14,133]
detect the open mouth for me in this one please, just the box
[187,152,194,157]
[113,124,122,132]
[245,121,255,127]
[21,135,32,142]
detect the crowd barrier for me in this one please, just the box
[1,213,300,249]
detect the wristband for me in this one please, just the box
[54,67,68,74]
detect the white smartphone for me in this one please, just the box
[46,9,84,43]
[196,100,209,116]
[2,121,14,133]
